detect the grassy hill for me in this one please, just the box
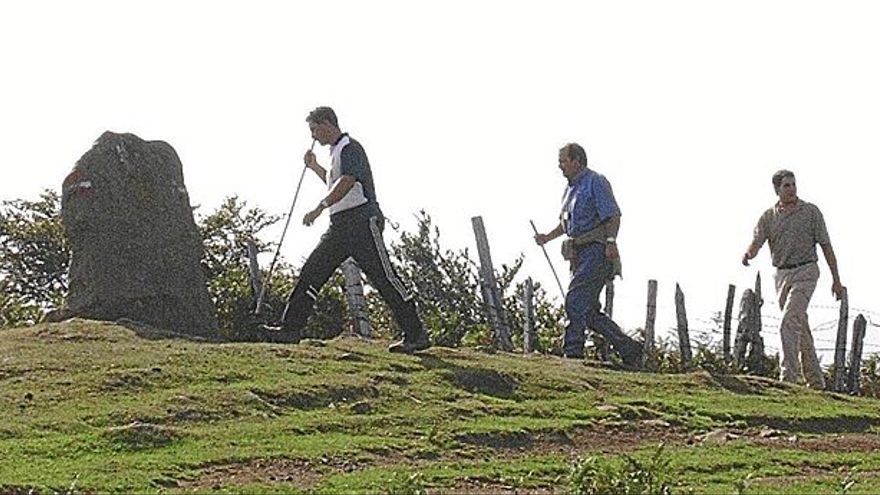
[2,319,880,494]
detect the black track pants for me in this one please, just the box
[280,208,424,338]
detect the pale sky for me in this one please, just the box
[2,1,878,362]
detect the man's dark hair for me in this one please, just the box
[306,106,338,128]
[772,169,795,193]
[562,143,588,167]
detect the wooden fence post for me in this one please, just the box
[733,289,754,371]
[246,239,263,298]
[847,314,867,395]
[723,284,736,364]
[605,280,614,319]
[754,272,763,337]
[522,278,535,354]
[471,216,514,351]
[341,258,371,338]
[644,280,657,368]
[832,288,849,392]
[675,283,692,366]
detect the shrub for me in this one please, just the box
[0,190,68,326]
[569,443,673,495]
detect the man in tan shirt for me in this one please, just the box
[742,169,845,389]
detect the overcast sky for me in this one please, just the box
[2,1,878,362]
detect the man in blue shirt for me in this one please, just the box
[534,143,641,367]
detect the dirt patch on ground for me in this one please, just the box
[457,423,685,458]
[457,431,533,449]
[101,368,159,392]
[753,433,880,453]
[34,322,120,343]
[747,416,880,434]
[103,421,182,451]
[177,456,369,490]
[0,486,48,495]
[249,384,379,410]
[432,481,559,494]
[757,469,880,490]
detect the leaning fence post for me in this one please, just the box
[832,288,849,392]
[605,280,615,319]
[847,314,867,395]
[644,280,657,368]
[723,284,736,364]
[522,278,535,353]
[471,216,514,351]
[246,239,263,298]
[754,272,763,338]
[675,283,692,366]
[341,258,371,338]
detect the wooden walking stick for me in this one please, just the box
[529,220,566,300]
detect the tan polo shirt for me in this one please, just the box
[753,199,831,269]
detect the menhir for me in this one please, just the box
[60,132,218,337]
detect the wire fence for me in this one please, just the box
[672,303,880,356]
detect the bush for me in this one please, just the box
[0,190,68,327]
[569,443,673,495]
[379,211,487,346]
[858,353,880,398]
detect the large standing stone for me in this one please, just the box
[60,132,218,337]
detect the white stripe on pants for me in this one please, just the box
[774,262,824,389]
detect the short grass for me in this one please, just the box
[2,319,880,493]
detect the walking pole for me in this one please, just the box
[529,220,566,300]
[254,139,316,315]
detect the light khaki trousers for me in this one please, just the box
[775,262,825,389]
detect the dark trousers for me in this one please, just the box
[563,244,640,361]
[281,206,424,339]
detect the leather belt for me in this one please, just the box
[776,260,815,270]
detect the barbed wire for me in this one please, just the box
[673,321,880,351]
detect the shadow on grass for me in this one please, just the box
[709,374,766,395]
[417,355,520,400]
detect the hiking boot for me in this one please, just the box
[258,324,301,344]
[619,346,644,371]
[388,334,431,354]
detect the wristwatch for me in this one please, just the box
[605,237,616,243]
[319,198,331,209]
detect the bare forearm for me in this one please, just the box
[741,239,762,266]
[323,175,355,206]
[746,241,761,259]
[821,244,841,283]
[310,165,327,182]
[303,175,356,226]
[535,222,564,246]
